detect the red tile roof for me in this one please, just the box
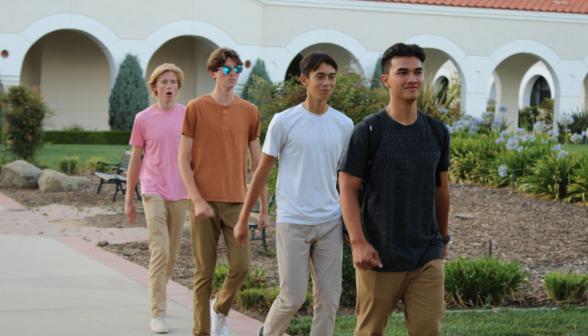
[366,0,588,15]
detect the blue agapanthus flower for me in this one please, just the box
[500,130,511,138]
[438,107,448,114]
[559,115,574,125]
[558,151,569,158]
[496,137,506,144]
[498,164,508,178]
[506,138,519,151]
[499,105,508,113]
[570,133,583,144]
[552,144,563,151]
[515,128,526,135]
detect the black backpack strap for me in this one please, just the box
[424,114,448,187]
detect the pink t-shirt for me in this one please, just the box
[129,103,188,201]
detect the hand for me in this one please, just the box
[257,212,271,231]
[125,202,136,223]
[442,244,447,260]
[351,240,382,270]
[234,219,249,246]
[192,198,214,219]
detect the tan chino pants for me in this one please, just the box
[142,194,189,319]
[189,202,251,336]
[355,259,445,336]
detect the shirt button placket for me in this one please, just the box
[223,107,228,128]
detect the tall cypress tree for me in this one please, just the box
[370,56,383,89]
[108,54,149,131]
[0,78,4,131]
[241,58,271,103]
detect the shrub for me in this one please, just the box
[566,156,588,203]
[242,268,268,290]
[417,74,463,125]
[58,156,81,174]
[236,288,267,311]
[83,156,108,172]
[263,287,281,307]
[44,131,131,145]
[341,243,357,305]
[212,263,229,293]
[61,124,86,131]
[1,85,51,161]
[108,54,149,131]
[370,56,382,89]
[544,270,588,302]
[444,255,529,307]
[241,59,271,103]
[519,152,579,200]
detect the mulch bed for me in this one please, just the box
[6,175,588,317]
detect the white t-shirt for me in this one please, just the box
[262,104,354,225]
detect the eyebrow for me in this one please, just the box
[396,67,423,71]
[314,72,337,75]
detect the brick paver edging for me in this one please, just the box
[57,237,264,336]
[0,191,27,211]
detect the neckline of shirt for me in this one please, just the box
[299,103,331,118]
[382,109,421,128]
[152,103,178,113]
[207,94,238,108]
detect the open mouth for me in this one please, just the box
[166,92,173,96]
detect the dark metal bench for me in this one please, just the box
[94,150,141,202]
[248,195,275,252]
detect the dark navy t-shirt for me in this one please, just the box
[338,109,450,272]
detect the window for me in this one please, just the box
[530,77,551,107]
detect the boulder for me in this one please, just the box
[70,176,91,189]
[0,160,42,189]
[38,169,76,192]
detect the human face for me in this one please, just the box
[381,56,424,102]
[210,57,239,89]
[153,71,178,101]
[301,62,337,101]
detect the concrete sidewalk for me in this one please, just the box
[0,234,260,335]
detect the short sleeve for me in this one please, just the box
[181,102,197,138]
[437,126,451,172]
[262,114,286,158]
[249,107,261,142]
[337,122,369,179]
[129,115,145,147]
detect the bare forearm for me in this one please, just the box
[340,189,367,244]
[250,159,268,212]
[241,163,273,222]
[125,150,142,203]
[178,156,204,202]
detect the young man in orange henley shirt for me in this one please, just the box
[178,48,269,336]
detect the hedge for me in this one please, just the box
[44,131,131,145]
[44,130,267,146]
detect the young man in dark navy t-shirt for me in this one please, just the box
[338,43,451,336]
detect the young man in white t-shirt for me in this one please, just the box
[234,52,354,336]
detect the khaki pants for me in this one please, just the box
[189,202,250,336]
[264,218,343,336]
[355,259,445,336]
[142,194,189,318]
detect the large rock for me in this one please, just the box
[70,176,91,189]
[38,169,77,192]
[0,160,42,189]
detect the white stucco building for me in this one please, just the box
[1,0,587,130]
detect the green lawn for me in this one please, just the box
[1,144,131,170]
[566,144,588,153]
[286,307,588,336]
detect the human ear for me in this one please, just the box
[381,74,390,89]
[300,74,309,88]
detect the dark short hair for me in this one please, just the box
[300,52,338,78]
[381,43,426,76]
[207,48,243,73]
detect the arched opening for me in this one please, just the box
[434,76,449,104]
[19,30,111,130]
[422,49,464,110]
[582,74,587,111]
[530,77,552,107]
[284,43,361,81]
[145,36,218,106]
[491,54,557,129]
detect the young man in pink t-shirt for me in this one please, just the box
[125,63,189,334]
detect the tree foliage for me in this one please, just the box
[108,54,149,131]
[0,78,4,132]
[241,59,271,103]
[1,85,50,160]
[247,69,388,128]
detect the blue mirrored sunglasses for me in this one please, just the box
[217,65,244,75]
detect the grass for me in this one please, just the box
[1,144,131,170]
[286,307,588,336]
[566,144,588,153]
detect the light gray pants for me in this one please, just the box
[263,218,343,336]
